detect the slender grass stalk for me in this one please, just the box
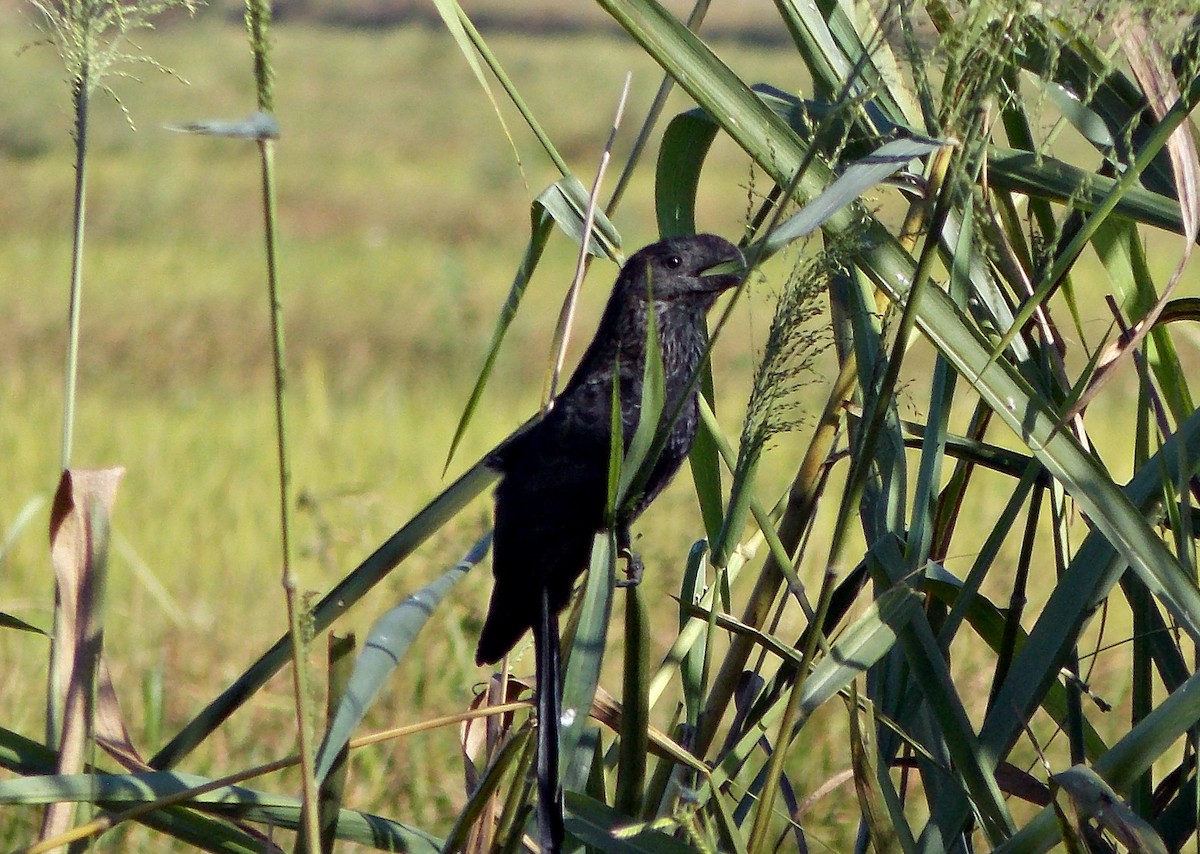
[47,62,92,761]
[747,566,837,852]
[239,0,320,850]
[605,0,712,216]
[256,131,322,854]
[59,66,89,471]
[545,74,631,403]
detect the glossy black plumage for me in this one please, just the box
[476,233,744,666]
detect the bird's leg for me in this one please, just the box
[614,525,644,588]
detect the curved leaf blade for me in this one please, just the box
[314,534,491,783]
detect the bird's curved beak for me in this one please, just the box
[698,249,747,292]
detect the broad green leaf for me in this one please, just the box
[1052,766,1169,854]
[756,135,947,257]
[655,108,715,238]
[537,176,623,263]
[313,534,490,783]
[560,530,615,794]
[0,771,443,852]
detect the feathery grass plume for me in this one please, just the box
[716,237,845,564]
[27,0,197,125]
[741,243,840,461]
[26,0,196,470]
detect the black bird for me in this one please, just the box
[475,234,744,850]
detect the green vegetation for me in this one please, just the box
[3,1,1200,852]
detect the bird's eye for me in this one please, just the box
[665,255,683,269]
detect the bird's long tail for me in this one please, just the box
[535,586,564,852]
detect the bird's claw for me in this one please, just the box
[616,548,644,587]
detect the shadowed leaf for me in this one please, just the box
[43,466,126,840]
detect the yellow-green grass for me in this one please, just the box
[0,7,1187,851]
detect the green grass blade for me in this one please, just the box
[564,791,697,853]
[537,175,623,262]
[981,404,1200,761]
[0,770,444,852]
[757,135,946,256]
[152,458,500,770]
[0,729,269,853]
[440,725,532,854]
[775,0,920,125]
[313,534,490,783]
[704,578,922,794]
[616,284,664,507]
[922,569,1109,761]
[868,536,1016,844]
[987,146,1198,240]
[1016,17,1179,196]
[995,671,1200,853]
[615,585,650,816]
[560,530,616,794]
[688,369,725,542]
[427,0,527,173]
[677,540,709,728]
[315,633,355,854]
[443,211,554,472]
[655,108,716,238]
[1053,766,1169,854]
[1093,217,1196,421]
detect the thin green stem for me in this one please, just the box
[605,0,712,217]
[60,66,90,471]
[243,0,318,847]
[455,8,568,178]
[747,566,836,852]
[49,64,92,759]
[256,135,319,854]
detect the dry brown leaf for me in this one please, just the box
[41,467,126,845]
[462,673,530,854]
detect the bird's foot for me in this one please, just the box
[616,548,644,587]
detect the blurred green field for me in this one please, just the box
[2,6,1189,850]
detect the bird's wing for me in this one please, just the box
[477,402,611,664]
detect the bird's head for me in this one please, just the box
[621,233,745,307]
